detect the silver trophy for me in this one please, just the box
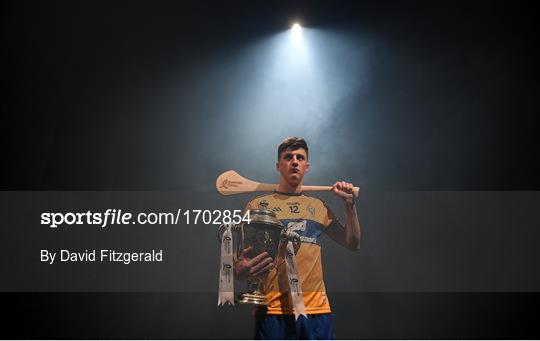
[237,209,285,305]
[218,209,286,305]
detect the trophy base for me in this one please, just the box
[237,291,267,305]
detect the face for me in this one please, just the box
[276,148,309,186]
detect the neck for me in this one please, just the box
[277,178,303,194]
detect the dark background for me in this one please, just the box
[2,0,539,339]
[4,0,539,191]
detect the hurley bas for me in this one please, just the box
[41,249,163,265]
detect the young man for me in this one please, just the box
[235,136,361,339]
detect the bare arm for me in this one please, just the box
[325,181,361,251]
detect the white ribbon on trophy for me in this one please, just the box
[282,230,307,319]
[218,223,234,306]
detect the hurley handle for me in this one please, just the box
[301,185,360,198]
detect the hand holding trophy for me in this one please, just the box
[218,209,300,306]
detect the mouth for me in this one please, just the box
[290,168,299,174]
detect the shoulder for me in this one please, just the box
[300,194,338,222]
[245,193,275,209]
[301,194,333,211]
[302,195,342,229]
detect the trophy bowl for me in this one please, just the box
[238,209,284,305]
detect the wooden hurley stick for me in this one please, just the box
[216,170,359,197]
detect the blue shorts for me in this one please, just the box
[254,313,336,340]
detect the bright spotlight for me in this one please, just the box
[290,23,303,43]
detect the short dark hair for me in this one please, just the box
[277,136,309,160]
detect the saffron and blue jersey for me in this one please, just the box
[246,191,342,315]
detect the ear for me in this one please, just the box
[276,161,280,172]
[305,161,310,172]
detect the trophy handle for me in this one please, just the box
[274,231,301,268]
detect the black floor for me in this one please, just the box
[2,292,538,339]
